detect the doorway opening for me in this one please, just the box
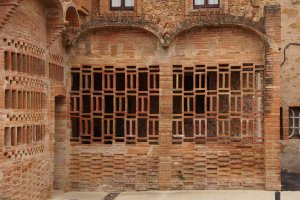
[53,96,67,190]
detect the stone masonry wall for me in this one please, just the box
[280,0,300,190]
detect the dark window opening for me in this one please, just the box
[184,72,194,91]
[116,118,124,137]
[94,118,102,138]
[196,95,205,114]
[139,73,148,91]
[128,96,136,114]
[289,107,300,139]
[150,96,159,114]
[173,96,182,114]
[83,95,91,113]
[280,107,283,140]
[11,127,16,146]
[138,119,147,138]
[5,89,11,109]
[207,72,217,90]
[94,73,102,91]
[17,127,22,145]
[72,73,80,91]
[71,118,79,138]
[110,0,134,10]
[116,73,125,91]
[105,95,114,113]
[4,128,10,147]
[193,0,219,9]
[4,51,9,70]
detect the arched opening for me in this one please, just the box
[65,6,80,28]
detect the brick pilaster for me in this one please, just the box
[264,4,281,191]
[158,62,173,190]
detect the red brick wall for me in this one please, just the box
[0,0,282,198]
[0,0,67,199]
[67,27,266,191]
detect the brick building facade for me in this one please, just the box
[0,0,298,199]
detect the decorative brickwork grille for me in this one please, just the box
[4,51,45,76]
[49,63,64,82]
[70,65,160,144]
[172,64,264,144]
[5,89,46,109]
[4,125,45,147]
[3,48,47,158]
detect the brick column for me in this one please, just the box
[282,107,289,140]
[158,62,173,190]
[264,4,281,191]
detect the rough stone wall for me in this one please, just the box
[280,0,300,190]
[281,0,300,109]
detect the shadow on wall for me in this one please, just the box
[281,171,300,191]
[281,140,300,191]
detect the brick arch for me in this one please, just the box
[65,19,165,47]
[65,12,269,48]
[63,2,80,28]
[164,14,268,46]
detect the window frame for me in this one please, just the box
[110,0,135,11]
[193,0,220,9]
[289,107,300,139]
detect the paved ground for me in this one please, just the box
[52,190,300,200]
[116,191,300,200]
[52,190,108,200]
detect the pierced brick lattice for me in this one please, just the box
[4,50,45,76]
[70,65,160,144]
[5,89,46,110]
[172,64,264,144]
[49,62,64,82]
[3,48,47,158]
[4,125,45,147]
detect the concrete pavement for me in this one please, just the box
[116,191,300,200]
[52,190,108,200]
[52,190,300,200]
